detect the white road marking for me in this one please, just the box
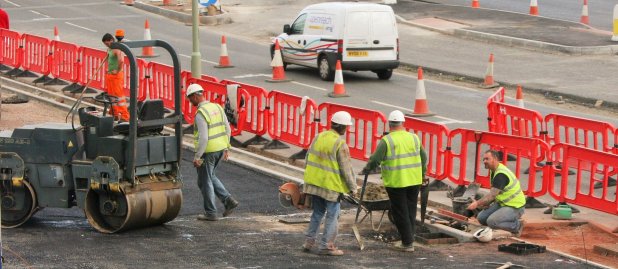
[178,53,218,65]
[232,74,270,79]
[65,22,96,33]
[291,81,327,91]
[371,100,472,124]
[29,10,50,18]
[5,0,20,7]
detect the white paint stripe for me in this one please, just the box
[232,74,270,79]
[434,115,473,124]
[5,0,20,7]
[178,53,218,65]
[30,10,50,18]
[372,101,472,124]
[291,81,327,92]
[372,101,413,113]
[65,22,96,33]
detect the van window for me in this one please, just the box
[346,12,370,37]
[305,13,335,35]
[290,13,307,35]
[372,12,395,36]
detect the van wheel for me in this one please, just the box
[318,56,334,81]
[376,69,393,80]
[270,44,288,71]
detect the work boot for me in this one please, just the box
[301,239,315,252]
[317,248,344,256]
[223,197,239,217]
[390,241,415,252]
[197,214,219,221]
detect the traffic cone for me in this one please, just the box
[480,53,499,89]
[472,0,479,8]
[410,67,435,117]
[516,85,524,108]
[124,0,134,5]
[266,40,290,83]
[580,0,589,25]
[139,19,158,58]
[215,35,234,68]
[53,26,60,41]
[328,60,349,98]
[529,0,539,16]
[612,5,618,41]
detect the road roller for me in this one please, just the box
[0,40,184,233]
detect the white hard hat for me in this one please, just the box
[473,227,493,243]
[186,84,204,97]
[331,111,353,126]
[388,110,405,122]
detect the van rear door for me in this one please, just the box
[343,10,397,63]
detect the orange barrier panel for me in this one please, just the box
[549,143,618,215]
[317,103,387,161]
[183,77,248,137]
[148,62,175,109]
[487,102,544,139]
[21,34,50,77]
[180,70,221,124]
[544,113,616,153]
[121,57,148,101]
[78,47,107,92]
[403,116,450,180]
[616,129,618,155]
[267,91,318,150]
[446,128,550,198]
[486,87,505,132]
[220,80,269,138]
[0,29,22,70]
[49,40,79,84]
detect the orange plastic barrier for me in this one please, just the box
[317,103,387,161]
[446,129,550,198]
[77,47,107,92]
[21,34,50,77]
[486,87,505,132]
[267,91,319,150]
[487,102,544,139]
[220,80,269,138]
[0,29,22,70]
[49,40,79,84]
[403,116,450,180]
[148,62,175,109]
[549,143,618,215]
[121,57,148,101]
[544,113,616,153]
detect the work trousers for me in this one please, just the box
[386,185,421,246]
[196,150,232,217]
[105,72,129,121]
[477,203,524,233]
[305,195,341,250]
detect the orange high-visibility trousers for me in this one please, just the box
[106,72,130,121]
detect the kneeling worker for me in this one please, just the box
[467,150,525,237]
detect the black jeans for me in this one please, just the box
[386,185,421,245]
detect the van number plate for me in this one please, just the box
[347,51,368,57]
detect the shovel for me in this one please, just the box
[420,178,430,227]
[352,172,369,250]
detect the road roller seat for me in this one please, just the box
[114,99,165,136]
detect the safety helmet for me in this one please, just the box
[115,29,125,37]
[186,84,204,97]
[388,110,405,122]
[331,111,353,126]
[473,227,493,243]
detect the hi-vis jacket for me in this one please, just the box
[194,102,230,153]
[492,163,526,208]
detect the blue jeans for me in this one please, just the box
[477,203,524,233]
[305,195,341,250]
[196,150,231,216]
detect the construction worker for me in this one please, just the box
[101,33,129,122]
[302,111,357,256]
[187,83,239,221]
[115,29,125,42]
[467,150,526,237]
[362,110,427,252]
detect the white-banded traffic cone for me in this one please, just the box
[613,5,618,41]
[516,85,524,108]
[529,0,539,16]
[266,40,290,83]
[215,35,234,68]
[53,26,60,41]
[139,19,158,58]
[580,0,589,25]
[472,0,479,8]
[480,53,499,89]
[410,67,435,117]
[328,60,349,98]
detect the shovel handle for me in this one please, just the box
[354,173,370,223]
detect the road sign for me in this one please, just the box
[199,0,217,7]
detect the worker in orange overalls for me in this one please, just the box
[102,33,129,122]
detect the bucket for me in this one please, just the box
[452,197,472,216]
[552,205,572,220]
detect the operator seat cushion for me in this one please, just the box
[113,99,165,135]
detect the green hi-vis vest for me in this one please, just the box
[492,163,526,208]
[107,49,118,73]
[304,130,350,194]
[194,102,229,153]
[381,130,423,188]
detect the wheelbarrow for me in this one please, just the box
[342,193,393,231]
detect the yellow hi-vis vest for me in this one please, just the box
[381,130,423,188]
[194,102,230,153]
[492,163,526,208]
[303,130,349,194]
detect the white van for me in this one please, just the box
[271,2,399,81]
